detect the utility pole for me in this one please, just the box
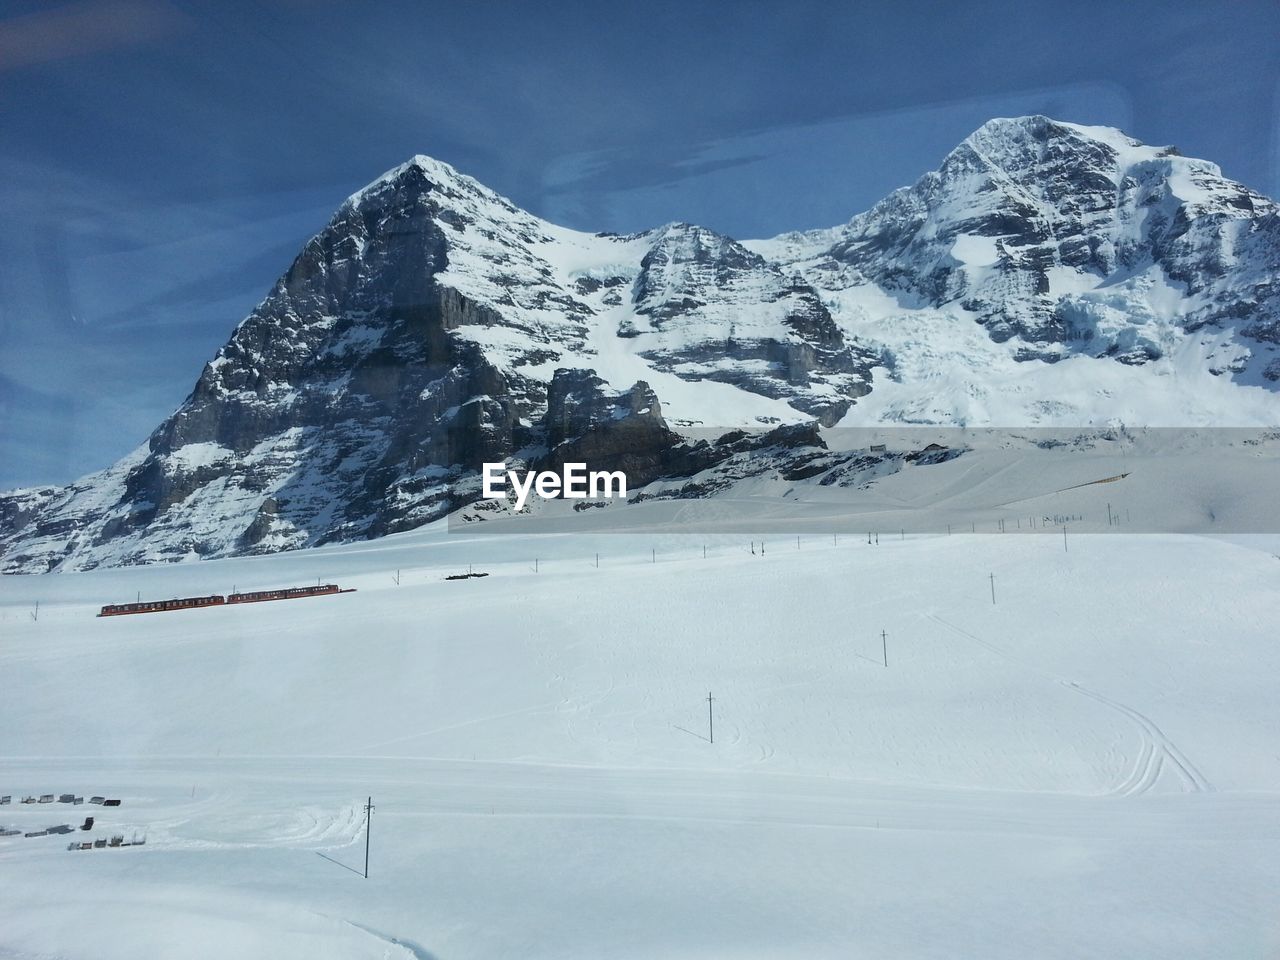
[1106,502,1113,527]
[535,558,539,573]
[989,572,996,605]
[881,630,888,668]
[707,692,715,744]
[31,600,39,623]
[1063,526,1068,552]
[595,553,599,568]
[363,796,374,879]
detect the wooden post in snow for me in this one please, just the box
[363,796,374,879]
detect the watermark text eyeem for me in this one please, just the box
[482,462,627,512]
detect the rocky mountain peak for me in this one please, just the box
[2,119,1278,572]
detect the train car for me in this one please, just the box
[98,584,352,617]
[226,584,343,605]
[98,595,226,617]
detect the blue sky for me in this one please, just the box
[2,0,1277,489]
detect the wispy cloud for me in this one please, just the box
[0,0,191,71]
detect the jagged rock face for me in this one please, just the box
[537,370,681,487]
[630,224,876,424]
[3,117,1279,572]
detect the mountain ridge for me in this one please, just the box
[3,115,1278,572]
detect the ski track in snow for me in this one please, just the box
[926,613,1213,796]
[1064,681,1214,795]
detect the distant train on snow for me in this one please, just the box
[227,584,344,605]
[98,583,353,617]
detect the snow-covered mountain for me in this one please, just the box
[3,117,1278,572]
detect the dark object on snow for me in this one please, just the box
[58,794,75,803]
[48,824,73,834]
[93,838,106,848]
[103,798,121,807]
[24,830,48,837]
[0,795,9,804]
[81,817,94,831]
[89,796,105,804]
[445,572,489,581]
[38,794,54,803]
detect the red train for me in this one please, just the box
[99,595,225,617]
[98,584,351,617]
[227,584,341,604]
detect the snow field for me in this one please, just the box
[2,519,1279,958]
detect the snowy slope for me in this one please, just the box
[2,516,1279,958]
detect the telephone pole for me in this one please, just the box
[881,630,888,668]
[707,692,715,744]
[989,572,996,605]
[363,796,374,879]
